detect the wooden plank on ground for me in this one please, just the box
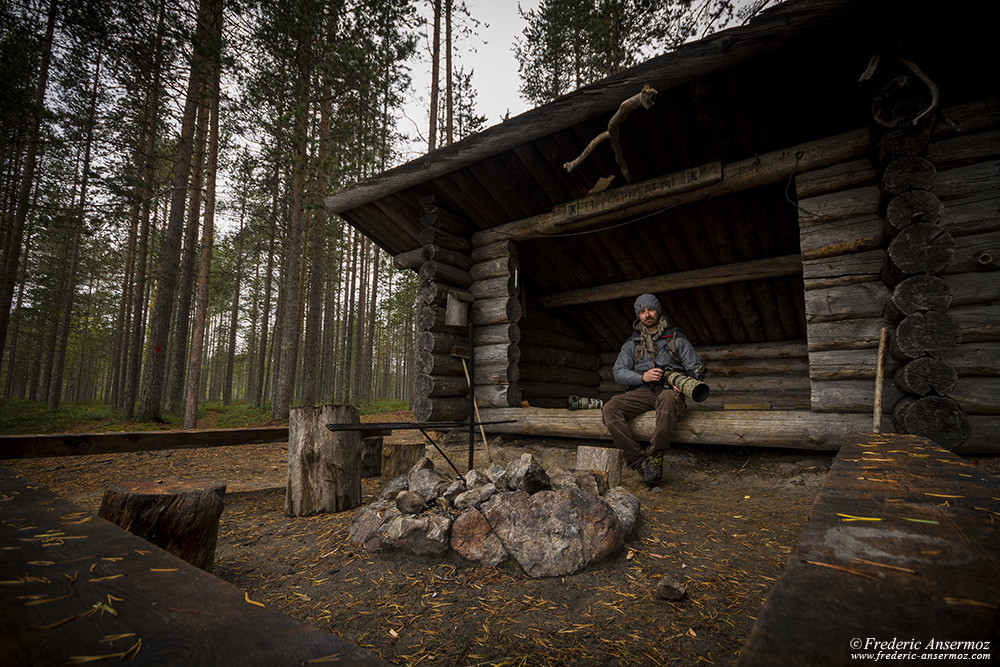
[0,466,384,666]
[739,433,1000,665]
[0,428,290,459]
[0,427,390,459]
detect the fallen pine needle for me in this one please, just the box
[854,558,917,574]
[805,560,877,580]
[836,513,882,522]
[925,493,963,499]
[944,598,997,609]
[149,568,178,572]
[245,592,264,607]
[904,518,939,525]
[305,655,342,664]
[88,574,124,582]
[24,593,74,606]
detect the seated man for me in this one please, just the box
[601,294,705,487]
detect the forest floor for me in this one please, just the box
[5,409,999,665]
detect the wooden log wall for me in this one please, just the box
[516,308,601,409]
[409,197,474,422]
[468,240,521,409]
[799,88,999,450]
[598,340,811,409]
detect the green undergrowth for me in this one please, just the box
[0,399,115,435]
[0,398,410,435]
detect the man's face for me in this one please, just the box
[638,307,659,327]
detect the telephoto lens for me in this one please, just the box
[664,370,710,402]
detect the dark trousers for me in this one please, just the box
[601,387,686,467]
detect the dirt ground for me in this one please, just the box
[6,415,998,665]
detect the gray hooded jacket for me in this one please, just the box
[612,326,704,389]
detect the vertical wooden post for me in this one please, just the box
[286,404,362,516]
[873,327,889,433]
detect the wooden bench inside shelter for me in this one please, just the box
[0,465,384,665]
[738,433,1000,665]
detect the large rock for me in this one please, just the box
[482,488,625,578]
[378,513,452,555]
[349,499,398,551]
[409,467,453,503]
[601,487,641,535]
[506,453,551,494]
[451,508,508,566]
[396,490,427,514]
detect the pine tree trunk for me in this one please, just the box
[121,0,166,418]
[254,169,277,407]
[136,0,214,422]
[428,0,441,151]
[184,36,221,429]
[50,49,101,410]
[0,0,57,368]
[223,211,244,406]
[271,2,315,420]
[166,99,209,414]
[445,0,453,145]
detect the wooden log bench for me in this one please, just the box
[476,407,1000,454]
[738,433,1000,665]
[0,466,384,665]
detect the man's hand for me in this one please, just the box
[642,367,664,383]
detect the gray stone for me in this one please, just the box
[454,487,482,510]
[602,486,641,535]
[574,470,607,497]
[348,499,398,552]
[450,508,508,566]
[482,488,625,578]
[378,513,452,555]
[395,490,427,514]
[655,576,687,601]
[409,456,435,474]
[443,480,467,503]
[464,469,491,489]
[487,463,509,490]
[549,472,580,491]
[409,467,452,502]
[479,483,497,502]
[380,474,409,500]
[506,453,551,494]
[576,446,623,488]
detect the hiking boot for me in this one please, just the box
[641,455,663,487]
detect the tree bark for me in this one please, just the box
[136,0,214,422]
[165,99,209,414]
[99,479,226,571]
[0,0,57,368]
[272,1,316,419]
[183,13,222,429]
[50,48,101,410]
[286,404,362,515]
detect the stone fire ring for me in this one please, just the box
[349,453,641,578]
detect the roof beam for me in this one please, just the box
[538,254,803,309]
[472,126,870,245]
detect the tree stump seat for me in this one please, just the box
[98,478,226,571]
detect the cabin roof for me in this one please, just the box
[324,0,988,351]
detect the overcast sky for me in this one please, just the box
[399,0,538,160]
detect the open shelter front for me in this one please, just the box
[325,0,1000,454]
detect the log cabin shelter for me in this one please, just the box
[325,0,999,455]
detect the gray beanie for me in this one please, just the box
[634,293,661,317]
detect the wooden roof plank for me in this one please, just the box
[324,0,873,215]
